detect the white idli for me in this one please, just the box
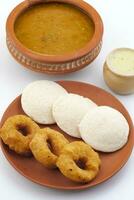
[21,80,67,124]
[79,106,129,152]
[52,93,97,138]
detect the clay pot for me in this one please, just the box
[6,0,103,74]
[103,48,134,95]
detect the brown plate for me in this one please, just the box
[0,81,133,190]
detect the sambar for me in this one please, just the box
[14,2,95,55]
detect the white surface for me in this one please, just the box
[0,0,134,199]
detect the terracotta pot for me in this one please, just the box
[103,48,134,95]
[6,0,103,74]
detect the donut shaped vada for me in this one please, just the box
[0,115,40,155]
[30,128,69,168]
[56,141,101,183]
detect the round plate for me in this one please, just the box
[0,81,133,190]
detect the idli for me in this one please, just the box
[79,106,129,152]
[21,80,67,124]
[52,93,97,138]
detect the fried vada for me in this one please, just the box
[56,141,101,183]
[0,115,40,155]
[30,128,69,168]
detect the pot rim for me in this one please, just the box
[105,48,134,78]
[6,0,103,63]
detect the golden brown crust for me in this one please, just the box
[56,141,101,183]
[0,115,39,155]
[30,128,69,168]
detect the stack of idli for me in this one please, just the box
[21,80,129,153]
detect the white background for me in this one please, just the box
[0,0,134,199]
